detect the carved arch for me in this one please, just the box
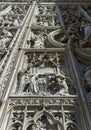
[8,121,23,130]
[25,109,64,130]
[65,121,80,130]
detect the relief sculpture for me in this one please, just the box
[0,4,29,76]
[0,5,29,27]
[32,5,60,27]
[17,69,31,92]
[17,69,75,96]
[27,53,60,68]
[26,53,60,74]
[3,3,91,130]
[0,28,13,65]
[27,31,47,48]
[27,115,58,130]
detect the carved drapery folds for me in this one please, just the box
[0,3,31,103]
[26,114,61,130]
[16,52,76,96]
[17,71,76,96]
[0,29,14,62]
[9,111,24,130]
[32,5,60,27]
[26,52,62,71]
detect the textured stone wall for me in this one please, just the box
[0,0,91,2]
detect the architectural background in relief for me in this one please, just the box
[0,1,91,130]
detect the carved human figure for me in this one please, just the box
[84,68,91,106]
[27,54,41,68]
[17,70,30,92]
[56,74,69,94]
[42,6,47,15]
[37,76,47,94]
[27,55,40,69]
[0,5,28,27]
[31,74,47,94]
[29,72,69,95]
[29,31,47,48]
[27,53,58,69]
[34,33,45,48]
[86,91,91,107]
[48,54,58,67]
[31,74,39,93]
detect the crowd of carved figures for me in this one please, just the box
[17,69,76,95]
[2,3,91,130]
[27,30,48,48]
[0,5,29,27]
[0,4,29,76]
[9,4,91,130]
[16,52,76,96]
[25,4,91,109]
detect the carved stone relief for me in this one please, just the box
[27,30,48,48]
[25,52,64,74]
[32,5,60,27]
[17,71,76,95]
[27,52,57,67]
[84,67,91,110]
[7,104,81,130]
[0,29,14,62]
[0,4,29,27]
[0,3,31,101]
[1,3,91,130]
[15,51,76,96]
[0,4,30,77]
